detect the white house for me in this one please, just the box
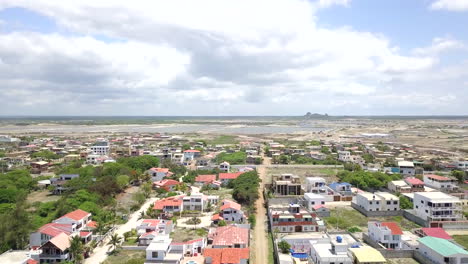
[144,235,182,264]
[417,236,468,264]
[310,235,354,264]
[398,161,415,175]
[219,200,245,223]
[137,219,173,236]
[53,209,92,231]
[218,161,230,172]
[182,150,200,165]
[89,141,110,156]
[338,151,351,162]
[367,221,402,249]
[387,180,411,193]
[147,167,173,182]
[305,177,327,194]
[355,192,399,212]
[423,174,458,191]
[413,192,462,222]
[304,193,326,211]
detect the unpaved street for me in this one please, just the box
[84,197,158,264]
[252,153,270,264]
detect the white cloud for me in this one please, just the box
[0,0,466,115]
[430,0,468,11]
[316,0,351,8]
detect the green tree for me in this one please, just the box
[107,234,122,253]
[451,170,466,183]
[399,196,413,210]
[248,215,256,228]
[116,175,130,190]
[218,220,227,226]
[278,240,291,253]
[232,171,260,205]
[278,155,290,164]
[69,235,84,264]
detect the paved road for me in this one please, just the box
[84,197,158,264]
[251,153,270,264]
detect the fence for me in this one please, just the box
[351,202,403,217]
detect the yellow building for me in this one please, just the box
[349,246,386,264]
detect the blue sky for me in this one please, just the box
[0,0,467,115]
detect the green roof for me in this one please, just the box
[418,236,468,256]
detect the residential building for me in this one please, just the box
[354,192,399,212]
[215,200,245,223]
[338,151,351,162]
[367,221,403,249]
[50,174,80,194]
[329,182,353,196]
[53,209,92,232]
[30,161,49,174]
[404,177,425,192]
[203,248,249,264]
[218,161,230,172]
[304,193,326,211]
[398,161,415,175]
[137,219,174,236]
[169,238,205,257]
[414,227,452,240]
[387,180,411,193]
[34,233,71,263]
[271,174,301,196]
[219,172,243,186]
[349,246,386,264]
[90,141,110,156]
[309,235,354,264]
[269,203,325,233]
[153,196,183,214]
[413,192,462,222]
[195,174,216,186]
[144,235,182,264]
[153,179,181,192]
[423,174,458,191]
[208,225,249,248]
[182,149,200,165]
[305,177,327,194]
[147,167,173,182]
[417,236,468,264]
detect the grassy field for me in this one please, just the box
[27,190,60,204]
[268,233,275,264]
[325,208,368,230]
[373,216,421,231]
[208,135,239,145]
[201,187,233,201]
[453,235,468,249]
[170,227,207,242]
[102,250,145,264]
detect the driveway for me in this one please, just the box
[84,197,158,264]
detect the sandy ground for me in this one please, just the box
[84,197,158,264]
[251,153,270,264]
[177,213,214,229]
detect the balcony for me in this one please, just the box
[39,253,70,260]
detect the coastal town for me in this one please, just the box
[0,119,467,264]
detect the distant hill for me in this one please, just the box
[304,112,329,119]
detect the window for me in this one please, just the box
[321,201,325,204]
[393,201,398,205]
[152,252,159,258]
[387,201,391,205]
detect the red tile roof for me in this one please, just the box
[86,221,97,229]
[204,248,250,264]
[209,225,249,246]
[79,231,91,237]
[405,177,424,185]
[212,214,223,221]
[27,259,38,264]
[425,174,451,181]
[219,172,243,180]
[153,196,183,210]
[220,200,242,211]
[149,167,170,173]
[38,223,72,237]
[195,174,216,183]
[381,222,403,235]
[153,179,180,187]
[170,238,204,246]
[59,209,90,221]
[421,228,452,240]
[184,150,200,153]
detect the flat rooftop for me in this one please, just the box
[414,192,460,201]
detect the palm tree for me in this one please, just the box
[107,234,122,254]
[69,235,83,264]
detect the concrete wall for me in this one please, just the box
[363,234,414,259]
[403,210,428,227]
[351,202,402,217]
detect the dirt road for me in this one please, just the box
[84,197,158,264]
[252,153,271,264]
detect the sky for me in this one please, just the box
[0,0,468,116]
